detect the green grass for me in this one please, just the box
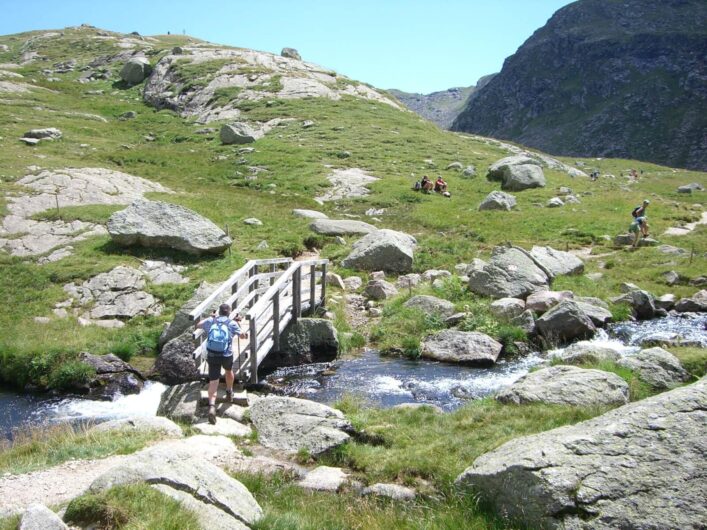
[65,484,201,530]
[0,423,171,475]
[30,204,124,224]
[0,25,705,392]
[670,346,707,378]
[550,358,655,401]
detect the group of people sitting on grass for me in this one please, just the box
[629,199,650,247]
[413,175,451,197]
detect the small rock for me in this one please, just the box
[365,279,398,300]
[19,504,67,530]
[244,218,263,226]
[546,197,564,208]
[256,240,269,250]
[298,466,348,492]
[446,162,463,170]
[326,272,346,290]
[281,47,302,60]
[363,483,416,500]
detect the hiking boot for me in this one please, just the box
[225,390,233,403]
[208,405,217,424]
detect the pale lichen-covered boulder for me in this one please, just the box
[89,416,183,438]
[107,200,232,255]
[292,208,328,219]
[552,342,622,365]
[220,122,263,144]
[420,330,502,366]
[496,365,629,407]
[403,295,456,318]
[457,378,707,529]
[468,246,549,299]
[617,347,691,389]
[341,229,416,273]
[525,290,574,314]
[249,396,353,456]
[487,157,546,191]
[364,279,398,300]
[19,504,67,530]
[489,297,526,320]
[675,289,707,312]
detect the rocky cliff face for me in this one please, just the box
[452,0,707,170]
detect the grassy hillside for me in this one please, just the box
[0,25,705,392]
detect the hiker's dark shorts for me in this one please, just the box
[206,352,234,380]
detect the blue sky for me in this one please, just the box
[0,0,574,93]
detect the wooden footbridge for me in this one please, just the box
[188,257,328,383]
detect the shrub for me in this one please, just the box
[47,361,95,390]
[497,325,528,353]
[610,302,632,322]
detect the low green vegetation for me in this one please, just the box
[65,484,200,530]
[670,347,707,378]
[0,424,169,475]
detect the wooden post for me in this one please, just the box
[249,317,258,383]
[270,262,276,286]
[273,290,280,352]
[292,266,302,321]
[321,262,327,308]
[249,264,259,307]
[309,264,316,311]
[231,280,239,314]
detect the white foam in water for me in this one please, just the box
[548,329,638,359]
[37,381,166,424]
[370,375,413,397]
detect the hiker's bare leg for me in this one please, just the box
[208,378,219,405]
[225,369,235,392]
[633,232,641,247]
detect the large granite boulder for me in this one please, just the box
[420,330,502,366]
[403,295,456,318]
[23,128,62,140]
[341,229,416,273]
[529,246,584,277]
[262,318,338,368]
[153,330,201,384]
[478,190,516,211]
[618,347,691,389]
[536,300,596,343]
[249,396,353,456]
[220,122,262,144]
[281,47,302,60]
[309,219,377,236]
[574,299,613,327]
[158,281,218,349]
[486,155,536,181]
[501,164,546,191]
[88,451,262,530]
[468,246,549,299]
[108,200,232,255]
[292,209,328,219]
[120,57,151,85]
[496,365,629,407]
[456,378,707,529]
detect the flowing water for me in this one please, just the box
[0,314,704,438]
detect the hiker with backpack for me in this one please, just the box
[196,303,247,424]
[629,199,651,247]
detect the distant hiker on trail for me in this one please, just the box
[421,175,433,193]
[434,176,448,193]
[196,303,247,424]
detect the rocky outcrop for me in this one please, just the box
[63,266,162,320]
[341,229,416,273]
[89,416,183,437]
[249,396,353,456]
[420,330,502,366]
[496,365,629,407]
[478,190,517,211]
[157,381,203,423]
[107,200,232,255]
[618,347,691,389]
[403,295,456,318]
[467,246,549,298]
[456,378,707,529]
[309,219,377,236]
[452,0,707,171]
[536,299,596,343]
[388,84,477,129]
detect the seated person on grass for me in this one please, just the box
[421,175,434,193]
[434,176,448,193]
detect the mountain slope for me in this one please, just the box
[452,0,707,170]
[389,85,475,129]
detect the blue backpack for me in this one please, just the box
[206,318,231,354]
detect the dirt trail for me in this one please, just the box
[663,211,707,236]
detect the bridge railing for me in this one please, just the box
[188,257,328,383]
